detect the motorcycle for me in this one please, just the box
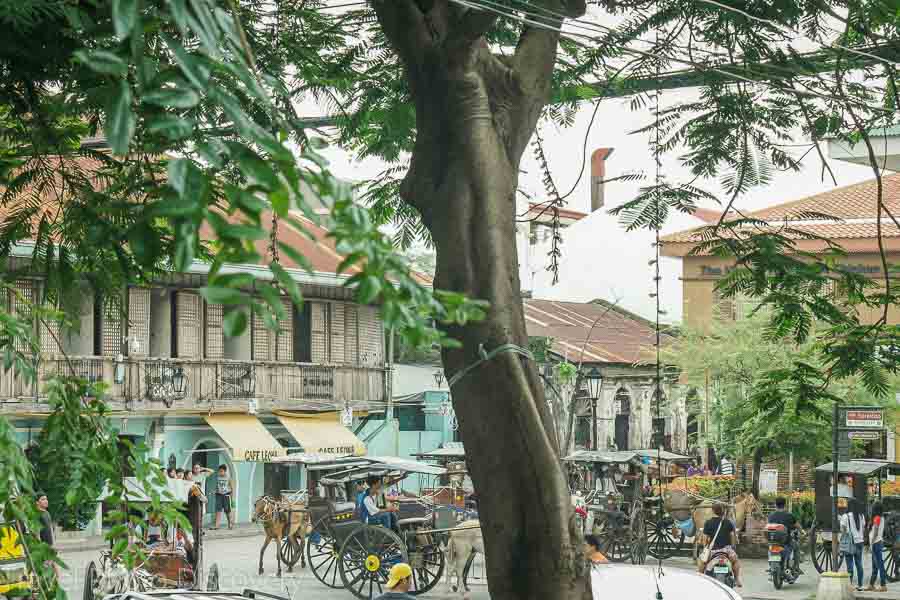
[704,551,736,588]
[766,523,801,589]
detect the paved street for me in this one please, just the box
[56,532,900,600]
[57,532,490,600]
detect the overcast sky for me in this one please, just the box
[298,5,880,323]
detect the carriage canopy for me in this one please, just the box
[814,459,900,476]
[563,450,641,464]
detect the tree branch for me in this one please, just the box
[371,0,433,70]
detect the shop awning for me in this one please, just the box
[204,414,285,462]
[276,414,366,457]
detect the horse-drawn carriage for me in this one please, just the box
[564,450,649,564]
[807,459,900,578]
[83,478,219,600]
[271,454,450,600]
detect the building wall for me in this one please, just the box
[680,252,900,332]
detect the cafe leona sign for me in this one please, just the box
[237,448,285,462]
[845,409,884,429]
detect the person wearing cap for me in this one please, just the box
[375,563,414,599]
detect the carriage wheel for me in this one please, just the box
[279,535,302,568]
[408,540,446,595]
[306,516,343,589]
[83,560,99,600]
[598,530,632,563]
[884,543,900,583]
[339,525,408,600]
[809,526,843,574]
[646,518,685,560]
[205,563,219,591]
[629,507,648,565]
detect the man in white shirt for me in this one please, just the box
[362,476,399,531]
[719,455,735,476]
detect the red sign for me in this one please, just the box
[846,409,883,429]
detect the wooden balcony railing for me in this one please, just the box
[0,356,388,413]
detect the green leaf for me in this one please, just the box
[143,85,200,109]
[161,34,211,90]
[223,308,248,337]
[112,0,139,39]
[105,81,135,156]
[75,50,128,76]
[277,241,314,272]
[270,263,303,306]
[198,286,249,305]
[147,115,194,139]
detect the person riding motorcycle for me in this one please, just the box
[698,503,743,588]
[767,496,802,578]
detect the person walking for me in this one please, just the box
[719,454,735,476]
[839,498,866,591]
[35,493,54,548]
[867,501,888,592]
[375,563,415,600]
[213,464,234,530]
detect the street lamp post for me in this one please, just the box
[584,367,603,450]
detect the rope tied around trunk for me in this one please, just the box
[447,343,534,389]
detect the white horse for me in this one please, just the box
[444,520,483,599]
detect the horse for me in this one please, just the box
[661,489,753,558]
[251,495,308,577]
[444,519,483,600]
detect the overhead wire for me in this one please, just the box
[445,0,897,115]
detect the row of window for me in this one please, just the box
[6,280,384,366]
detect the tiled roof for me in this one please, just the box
[2,153,433,285]
[526,203,588,223]
[524,298,671,365]
[661,174,900,245]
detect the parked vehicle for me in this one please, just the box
[703,550,736,589]
[592,564,740,600]
[0,520,31,600]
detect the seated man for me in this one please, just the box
[584,534,608,564]
[362,476,399,531]
[767,496,801,575]
[698,504,742,588]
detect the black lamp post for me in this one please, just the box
[584,366,603,450]
[433,369,445,389]
[240,368,255,397]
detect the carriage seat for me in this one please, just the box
[396,517,431,528]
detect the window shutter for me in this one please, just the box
[358,306,384,366]
[252,312,274,360]
[310,302,329,362]
[10,280,35,354]
[38,285,62,354]
[99,295,123,357]
[331,303,346,364]
[205,302,224,359]
[276,298,293,361]
[127,287,150,357]
[175,292,201,358]
[713,289,734,321]
[344,305,359,364]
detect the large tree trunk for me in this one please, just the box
[751,447,765,499]
[373,2,588,598]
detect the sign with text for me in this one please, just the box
[238,448,285,462]
[846,409,884,429]
[848,431,882,441]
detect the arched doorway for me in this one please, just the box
[191,442,219,518]
[614,388,631,450]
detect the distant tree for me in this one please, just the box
[663,310,894,496]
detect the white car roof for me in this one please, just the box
[591,564,741,600]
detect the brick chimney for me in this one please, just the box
[591,148,614,212]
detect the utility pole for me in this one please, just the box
[702,369,710,469]
[831,402,840,570]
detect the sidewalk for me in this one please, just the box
[55,523,263,552]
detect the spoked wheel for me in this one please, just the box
[339,525,408,600]
[205,563,219,591]
[810,526,843,574]
[629,506,648,565]
[599,531,632,563]
[83,560,100,600]
[773,567,783,590]
[884,543,899,582]
[279,535,302,568]
[408,540,446,595]
[646,518,685,560]
[307,516,342,589]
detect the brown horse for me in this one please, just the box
[252,496,308,577]
[661,489,754,557]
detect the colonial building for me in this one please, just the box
[660,174,900,464]
[524,298,686,453]
[1,150,434,525]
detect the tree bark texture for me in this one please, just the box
[373,2,589,599]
